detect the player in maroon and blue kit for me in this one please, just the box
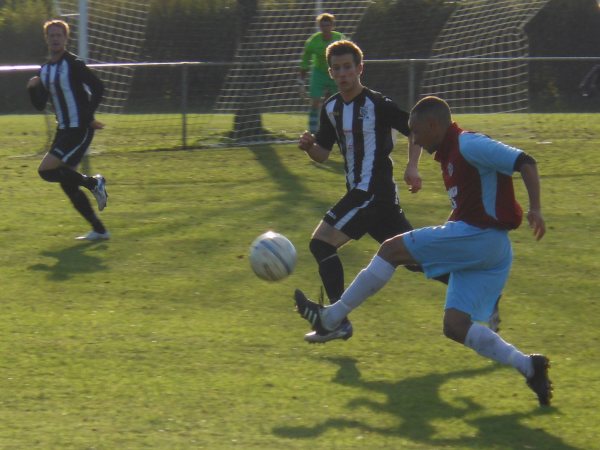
[294,96,552,407]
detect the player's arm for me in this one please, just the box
[298,131,330,163]
[382,97,423,192]
[77,60,104,112]
[26,75,48,111]
[74,59,105,127]
[405,137,423,193]
[298,103,335,162]
[514,153,545,241]
[299,37,314,80]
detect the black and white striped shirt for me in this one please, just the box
[29,51,104,129]
[316,87,411,201]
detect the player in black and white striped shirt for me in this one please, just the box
[298,40,449,343]
[27,19,109,241]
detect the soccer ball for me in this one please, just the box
[249,231,297,281]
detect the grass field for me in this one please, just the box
[0,113,599,449]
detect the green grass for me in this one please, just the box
[0,113,307,155]
[0,113,598,449]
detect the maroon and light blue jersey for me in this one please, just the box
[434,123,523,230]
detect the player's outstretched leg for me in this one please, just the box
[308,239,353,342]
[294,289,352,344]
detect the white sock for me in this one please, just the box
[322,255,396,329]
[464,323,533,377]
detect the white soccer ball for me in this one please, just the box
[249,231,297,281]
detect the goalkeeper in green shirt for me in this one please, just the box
[299,13,345,133]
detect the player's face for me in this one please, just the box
[328,53,362,93]
[46,25,68,55]
[319,20,333,39]
[409,115,439,154]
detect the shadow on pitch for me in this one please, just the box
[28,241,109,281]
[273,356,574,449]
[247,144,343,206]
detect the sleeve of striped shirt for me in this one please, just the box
[315,104,336,151]
[27,69,48,111]
[73,59,105,114]
[382,96,410,137]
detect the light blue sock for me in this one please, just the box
[465,323,533,377]
[323,255,396,328]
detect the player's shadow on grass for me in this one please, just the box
[28,242,109,281]
[249,144,306,194]
[248,144,343,207]
[273,356,574,449]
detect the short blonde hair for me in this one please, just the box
[43,19,70,38]
[316,13,335,24]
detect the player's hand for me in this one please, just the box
[90,120,105,130]
[27,76,41,89]
[298,131,315,152]
[404,165,423,193]
[527,209,545,241]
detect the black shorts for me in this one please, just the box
[50,127,95,167]
[322,188,413,243]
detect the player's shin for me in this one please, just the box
[309,239,344,302]
[324,255,396,328]
[464,323,532,377]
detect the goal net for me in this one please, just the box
[419,0,552,113]
[11,0,558,152]
[54,0,150,114]
[213,0,373,144]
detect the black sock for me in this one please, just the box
[309,239,344,303]
[61,182,106,233]
[40,167,95,190]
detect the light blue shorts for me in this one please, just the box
[402,221,512,321]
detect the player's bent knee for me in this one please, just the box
[443,321,464,343]
[38,168,61,182]
[378,235,414,266]
[309,238,337,262]
[443,309,472,344]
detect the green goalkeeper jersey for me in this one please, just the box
[300,31,346,74]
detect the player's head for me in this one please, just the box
[43,19,70,39]
[326,41,364,93]
[317,13,335,27]
[317,13,335,38]
[326,40,363,67]
[43,19,69,55]
[409,96,453,154]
